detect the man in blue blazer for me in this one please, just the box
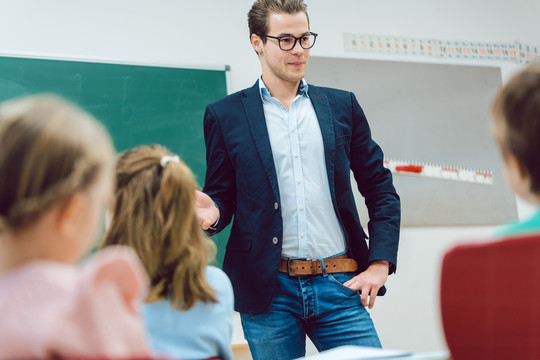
[196,0,400,358]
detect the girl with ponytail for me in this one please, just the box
[102,144,234,360]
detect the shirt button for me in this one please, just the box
[300,233,305,238]
[272,237,279,245]
[297,178,302,184]
[294,153,299,158]
[274,202,279,210]
[290,127,295,132]
[299,205,304,210]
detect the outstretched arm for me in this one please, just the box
[195,190,220,230]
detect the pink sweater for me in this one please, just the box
[0,246,151,359]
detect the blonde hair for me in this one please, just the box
[102,145,217,309]
[0,94,114,233]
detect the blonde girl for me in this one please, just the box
[102,144,233,360]
[0,95,150,358]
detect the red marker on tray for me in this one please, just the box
[395,164,424,173]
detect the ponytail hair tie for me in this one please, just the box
[160,155,180,168]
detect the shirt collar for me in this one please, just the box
[258,77,309,102]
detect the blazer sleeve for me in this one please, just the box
[349,92,401,273]
[202,103,237,235]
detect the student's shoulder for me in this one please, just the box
[0,249,151,356]
[205,265,232,284]
[496,207,540,238]
[78,246,149,306]
[205,265,233,296]
[0,261,76,313]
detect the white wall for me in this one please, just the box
[2,0,539,354]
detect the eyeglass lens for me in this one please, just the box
[279,34,316,51]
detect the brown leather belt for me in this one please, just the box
[279,254,358,276]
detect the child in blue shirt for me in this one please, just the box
[101,144,234,360]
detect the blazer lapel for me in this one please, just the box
[309,85,336,199]
[242,82,280,201]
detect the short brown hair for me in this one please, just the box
[492,63,540,194]
[248,0,309,41]
[0,95,114,232]
[102,145,217,309]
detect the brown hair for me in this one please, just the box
[0,94,114,233]
[248,0,309,41]
[101,145,217,309]
[492,63,540,195]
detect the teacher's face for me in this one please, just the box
[254,11,310,86]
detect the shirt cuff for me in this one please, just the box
[207,203,220,231]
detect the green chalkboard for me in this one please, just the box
[0,55,230,267]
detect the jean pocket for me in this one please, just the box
[327,273,358,296]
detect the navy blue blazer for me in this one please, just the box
[202,81,400,314]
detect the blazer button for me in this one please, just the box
[272,237,279,245]
[274,202,279,210]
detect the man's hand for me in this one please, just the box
[343,260,389,309]
[195,190,219,230]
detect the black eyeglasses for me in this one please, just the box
[262,32,318,51]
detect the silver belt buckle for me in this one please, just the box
[287,257,307,277]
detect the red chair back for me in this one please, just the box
[440,234,540,360]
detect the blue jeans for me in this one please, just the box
[240,272,381,360]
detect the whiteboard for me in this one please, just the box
[306,56,517,226]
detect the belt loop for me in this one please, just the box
[319,258,328,277]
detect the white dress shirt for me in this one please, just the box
[259,78,346,259]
